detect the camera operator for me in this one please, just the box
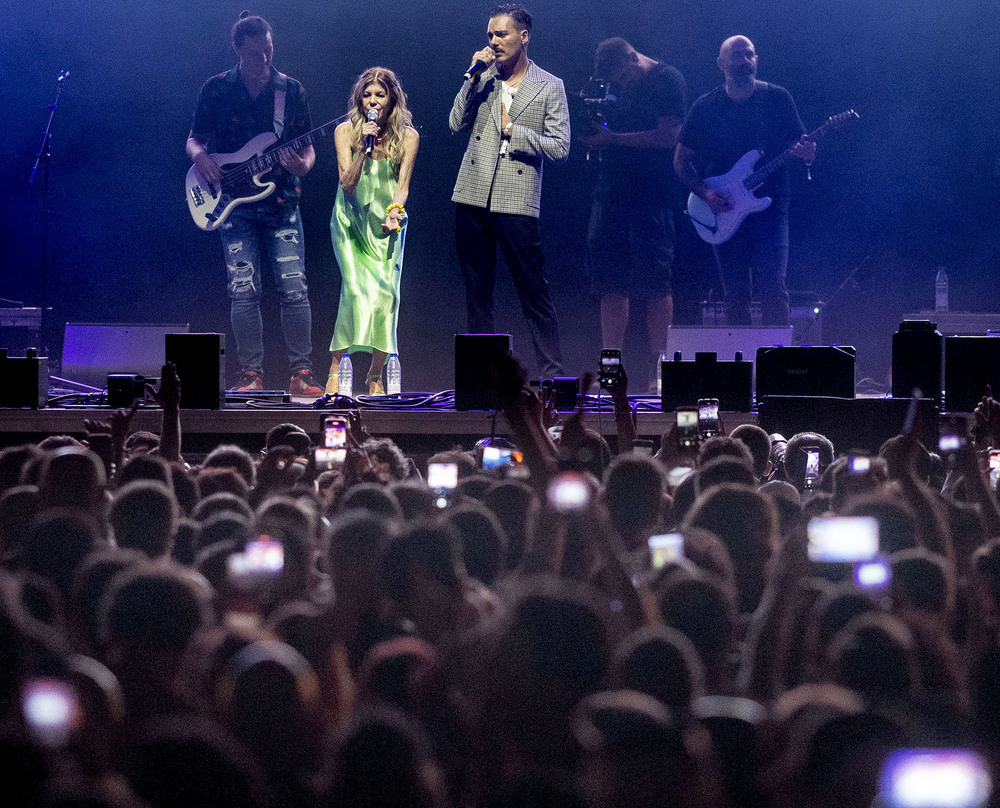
[582,38,687,388]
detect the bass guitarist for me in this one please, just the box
[674,35,815,327]
[186,12,323,396]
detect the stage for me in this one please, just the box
[0,394,715,459]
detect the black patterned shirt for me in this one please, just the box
[190,65,312,205]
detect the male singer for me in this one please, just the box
[449,3,569,378]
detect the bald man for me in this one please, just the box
[674,36,815,327]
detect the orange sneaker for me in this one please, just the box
[230,370,263,392]
[289,369,323,397]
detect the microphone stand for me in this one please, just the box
[29,69,70,357]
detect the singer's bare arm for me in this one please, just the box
[335,121,367,195]
[382,127,420,234]
[507,79,570,164]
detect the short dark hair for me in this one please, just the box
[232,12,272,47]
[489,4,532,32]
[594,37,634,79]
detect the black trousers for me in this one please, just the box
[455,203,563,377]
[713,205,790,327]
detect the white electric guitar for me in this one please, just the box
[686,109,859,245]
[185,119,338,231]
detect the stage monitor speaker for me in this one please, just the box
[455,334,511,411]
[944,336,1000,413]
[757,395,939,456]
[0,349,48,409]
[165,333,225,410]
[661,352,753,412]
[756,345,855,403]
[892,320,943,405]
[62,322,190,389]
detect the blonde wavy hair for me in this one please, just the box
[347,67,413,164]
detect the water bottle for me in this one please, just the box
[935,267,949,312]
[386,353,402,395]
[338,354,353,397]
[656,351,668,397]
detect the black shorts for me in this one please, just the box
[586,193,675,298]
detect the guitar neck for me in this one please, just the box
[254,119,339,172]
[743,112,855,190]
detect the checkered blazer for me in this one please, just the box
[449,61,570,217]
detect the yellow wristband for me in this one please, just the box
[386,203,405,218]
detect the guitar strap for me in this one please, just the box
[273,72,287,138]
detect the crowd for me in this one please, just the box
[2,356,1000,808]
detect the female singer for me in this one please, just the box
[326,67,419,395]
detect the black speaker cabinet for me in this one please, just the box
[892,320,943,405]
[757,395,939,455]
[661,352,753,412]
[756,345,855,403]
[165,333,225,410]
[0,349,48,409]
[944,336,1000,413]
[455,334,511,411]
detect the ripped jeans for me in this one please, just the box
[218,202,314,375]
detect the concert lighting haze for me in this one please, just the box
[1,0,996,389]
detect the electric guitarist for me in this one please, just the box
[185,12,323,396]
[674,35,815,328]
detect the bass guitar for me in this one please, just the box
[686,109,859,245]
[186,119,338,231]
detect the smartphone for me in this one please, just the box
[676,407,699,449]
[804,449,820,490]
[323,415,347,448]
[698,398,719,438]
[879,748,991,808]
[482,446,522,470]
[667,466,694,490]
[855,557,892,590]
[807,516,880,563]
[428,463,458,508]
[599,349,622,389]
[547,472,591,513]
[939,414,968,453]
[314,447,346,472]
[22,678,80,747]
[649,533,684,569]
[848,455,871,474]
[228,537,284,578]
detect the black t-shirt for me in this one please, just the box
[190,66,312,205]
[679,81,805,204]
[598,61,687,202]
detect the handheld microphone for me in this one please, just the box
[464,60,488,83]
[364,108,379,155]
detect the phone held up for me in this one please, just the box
[698,398,719,439]
[599,349,622,390]
[676,407,699,450]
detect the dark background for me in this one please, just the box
[2,0,998,392]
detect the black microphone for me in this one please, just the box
[364,108,379,155]
[464,60,488,83]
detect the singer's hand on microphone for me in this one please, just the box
[361,120,379,140]
[471,47,495,69]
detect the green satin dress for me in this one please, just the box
[329,157,405,354]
